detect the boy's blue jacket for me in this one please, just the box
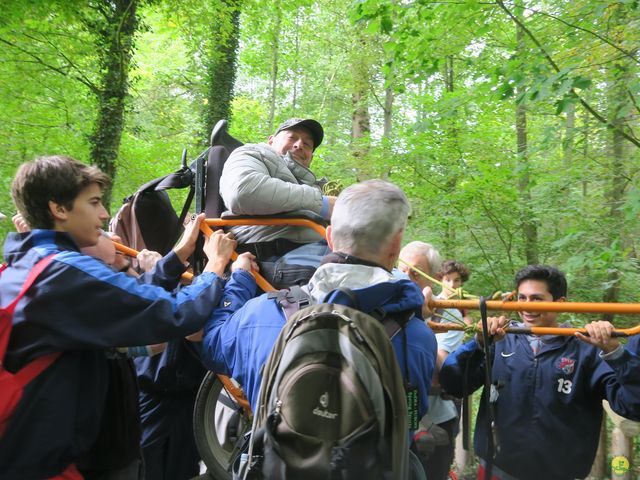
[440,330,640,480]
[201,264,437,418]
[0,230,225,479]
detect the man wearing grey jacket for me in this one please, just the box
[220,118,337,287]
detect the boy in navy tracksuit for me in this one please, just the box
[0,156,235,479]
[440,265,640,480]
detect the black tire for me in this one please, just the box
[193,372,250,479]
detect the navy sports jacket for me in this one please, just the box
[440,330,640,480]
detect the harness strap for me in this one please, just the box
[1,254,57,357]
[269,286,311,321]
[479,296,499,479]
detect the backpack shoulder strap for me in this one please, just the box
[268,286,311,320]
[2,254,57,316]
[1,254,61,381]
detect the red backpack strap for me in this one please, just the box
[13,352,61,388]
[0,254,58,359]
[4,254,57,313]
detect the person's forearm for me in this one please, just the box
[204,256,229,276]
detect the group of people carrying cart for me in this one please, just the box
[1,117,639,480]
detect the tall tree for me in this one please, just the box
[267,0,282,131]
[203,0,241,138]
[514,5,539,265]
[88,0,140,206]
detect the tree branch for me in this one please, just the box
[496,0,640,148]
[527,6,638,65]
[0,36,100,95]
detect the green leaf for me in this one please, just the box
[571,76,591,90]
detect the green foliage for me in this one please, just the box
[1,0,639,331]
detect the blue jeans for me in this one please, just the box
[261,240,330,288]
[277,240,330,267]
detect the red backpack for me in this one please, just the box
[0,254,60,436]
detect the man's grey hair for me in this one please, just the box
[400,241,442,275]
[331,180,410,256]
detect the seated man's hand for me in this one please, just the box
[576,320,620,353]
[232,252,258,273]
[174,213,206,264]
[203,230,236,275]
[475,316,509,346]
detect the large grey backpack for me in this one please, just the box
[235,289,409,480]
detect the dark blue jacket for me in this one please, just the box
[201,269,437,417]
[135,339,206,441]
[0,230,225,479]
[440,330,640,480]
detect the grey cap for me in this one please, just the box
[274,118,324,150]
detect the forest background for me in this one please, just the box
[0,0,639,328]
[1,1,639,477]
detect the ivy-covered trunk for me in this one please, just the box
[88,0,139,209]
[204,0,241,139]
[515,8,539,265]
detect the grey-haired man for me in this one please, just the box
[220,118,337,287]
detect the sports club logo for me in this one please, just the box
[611,456,629,476]
[555,357,576,375]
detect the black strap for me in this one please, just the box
[330,287,360,310]
[381,311,412,385]
[270,286,311,320]
[461,364,471,451]
[479,296,498,479]
[236,239,301,260]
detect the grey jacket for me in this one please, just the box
[220,143,327,244]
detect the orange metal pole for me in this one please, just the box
[113,241,194,282]
[428,299,640,336]
[428,320,640,337]
[205,217,327,239]
[430,298,640,315]
[199,223,275,293]
[199,222,274,416]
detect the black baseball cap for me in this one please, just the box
[274,118,324,150]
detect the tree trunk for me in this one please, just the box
[350,55,371,179]
[563,102,575,169]
[267,0,282,131]
[602,105,626,321]
[582,106,590,198]
[351,90,370,140]
[443,54,458,256]
[350,32,371,163]
[588,415,607,479]
[602,4,631,322]
[383,84,393,139]
[514,10,538,265]
[292,10,300,112]
[204,0,241,141]
[89,0,139,209]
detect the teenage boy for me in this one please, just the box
[440,265,640,480]
[0,156,235,479]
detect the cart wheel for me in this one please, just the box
[193,372,250,479]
